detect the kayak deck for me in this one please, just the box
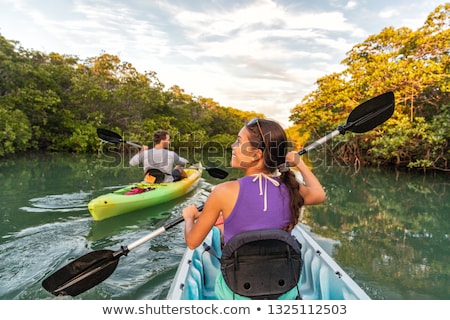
[167,224,370,300]
[88,165,202,221]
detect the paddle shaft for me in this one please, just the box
[126,216,185,251]
[117,139,143,149]
[124,140,141,148]
[120,204,203,253]
[298,129,340,155]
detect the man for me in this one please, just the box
[129,130,188,183]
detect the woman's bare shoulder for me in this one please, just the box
[208,179,240,216]
[212,179,239,192]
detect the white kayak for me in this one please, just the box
[167,224,370,300]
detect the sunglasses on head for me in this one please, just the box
[247,117,266,150]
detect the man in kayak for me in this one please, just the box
[182,118,326,299]
[129,130,188,183]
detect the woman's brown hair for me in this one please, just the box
[246,119,304,229]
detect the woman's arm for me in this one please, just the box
[182,181,237,249]
[286,151,326,205]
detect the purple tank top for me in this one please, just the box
[223,175,291,243]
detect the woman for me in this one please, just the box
[182,118,326,298]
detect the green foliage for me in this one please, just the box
[0,104,32,156]
[0,4,448,171]
[62,124,99,153]
[368,115,430,166]
[0,34,256,156]
[209,133,235,148]
[290,3,450,171]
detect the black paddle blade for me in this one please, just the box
[97,128,124,144]
[42,249,120,297]
[205,167,228,179]
[342,91,395,134]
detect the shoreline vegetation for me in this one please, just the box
[1,4,448,172]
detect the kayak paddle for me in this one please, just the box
[43,92,394,297]
[42,205,203,297]
[298,91,395,155]
[97,128,228,179]
[97,128,142,148]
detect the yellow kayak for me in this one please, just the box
[88,166,202,221]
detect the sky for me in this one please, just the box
[0,0,445,128]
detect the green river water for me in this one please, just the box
[0,153,448,300]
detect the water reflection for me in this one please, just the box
[303,166,449,299]
[0,153,448,300]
